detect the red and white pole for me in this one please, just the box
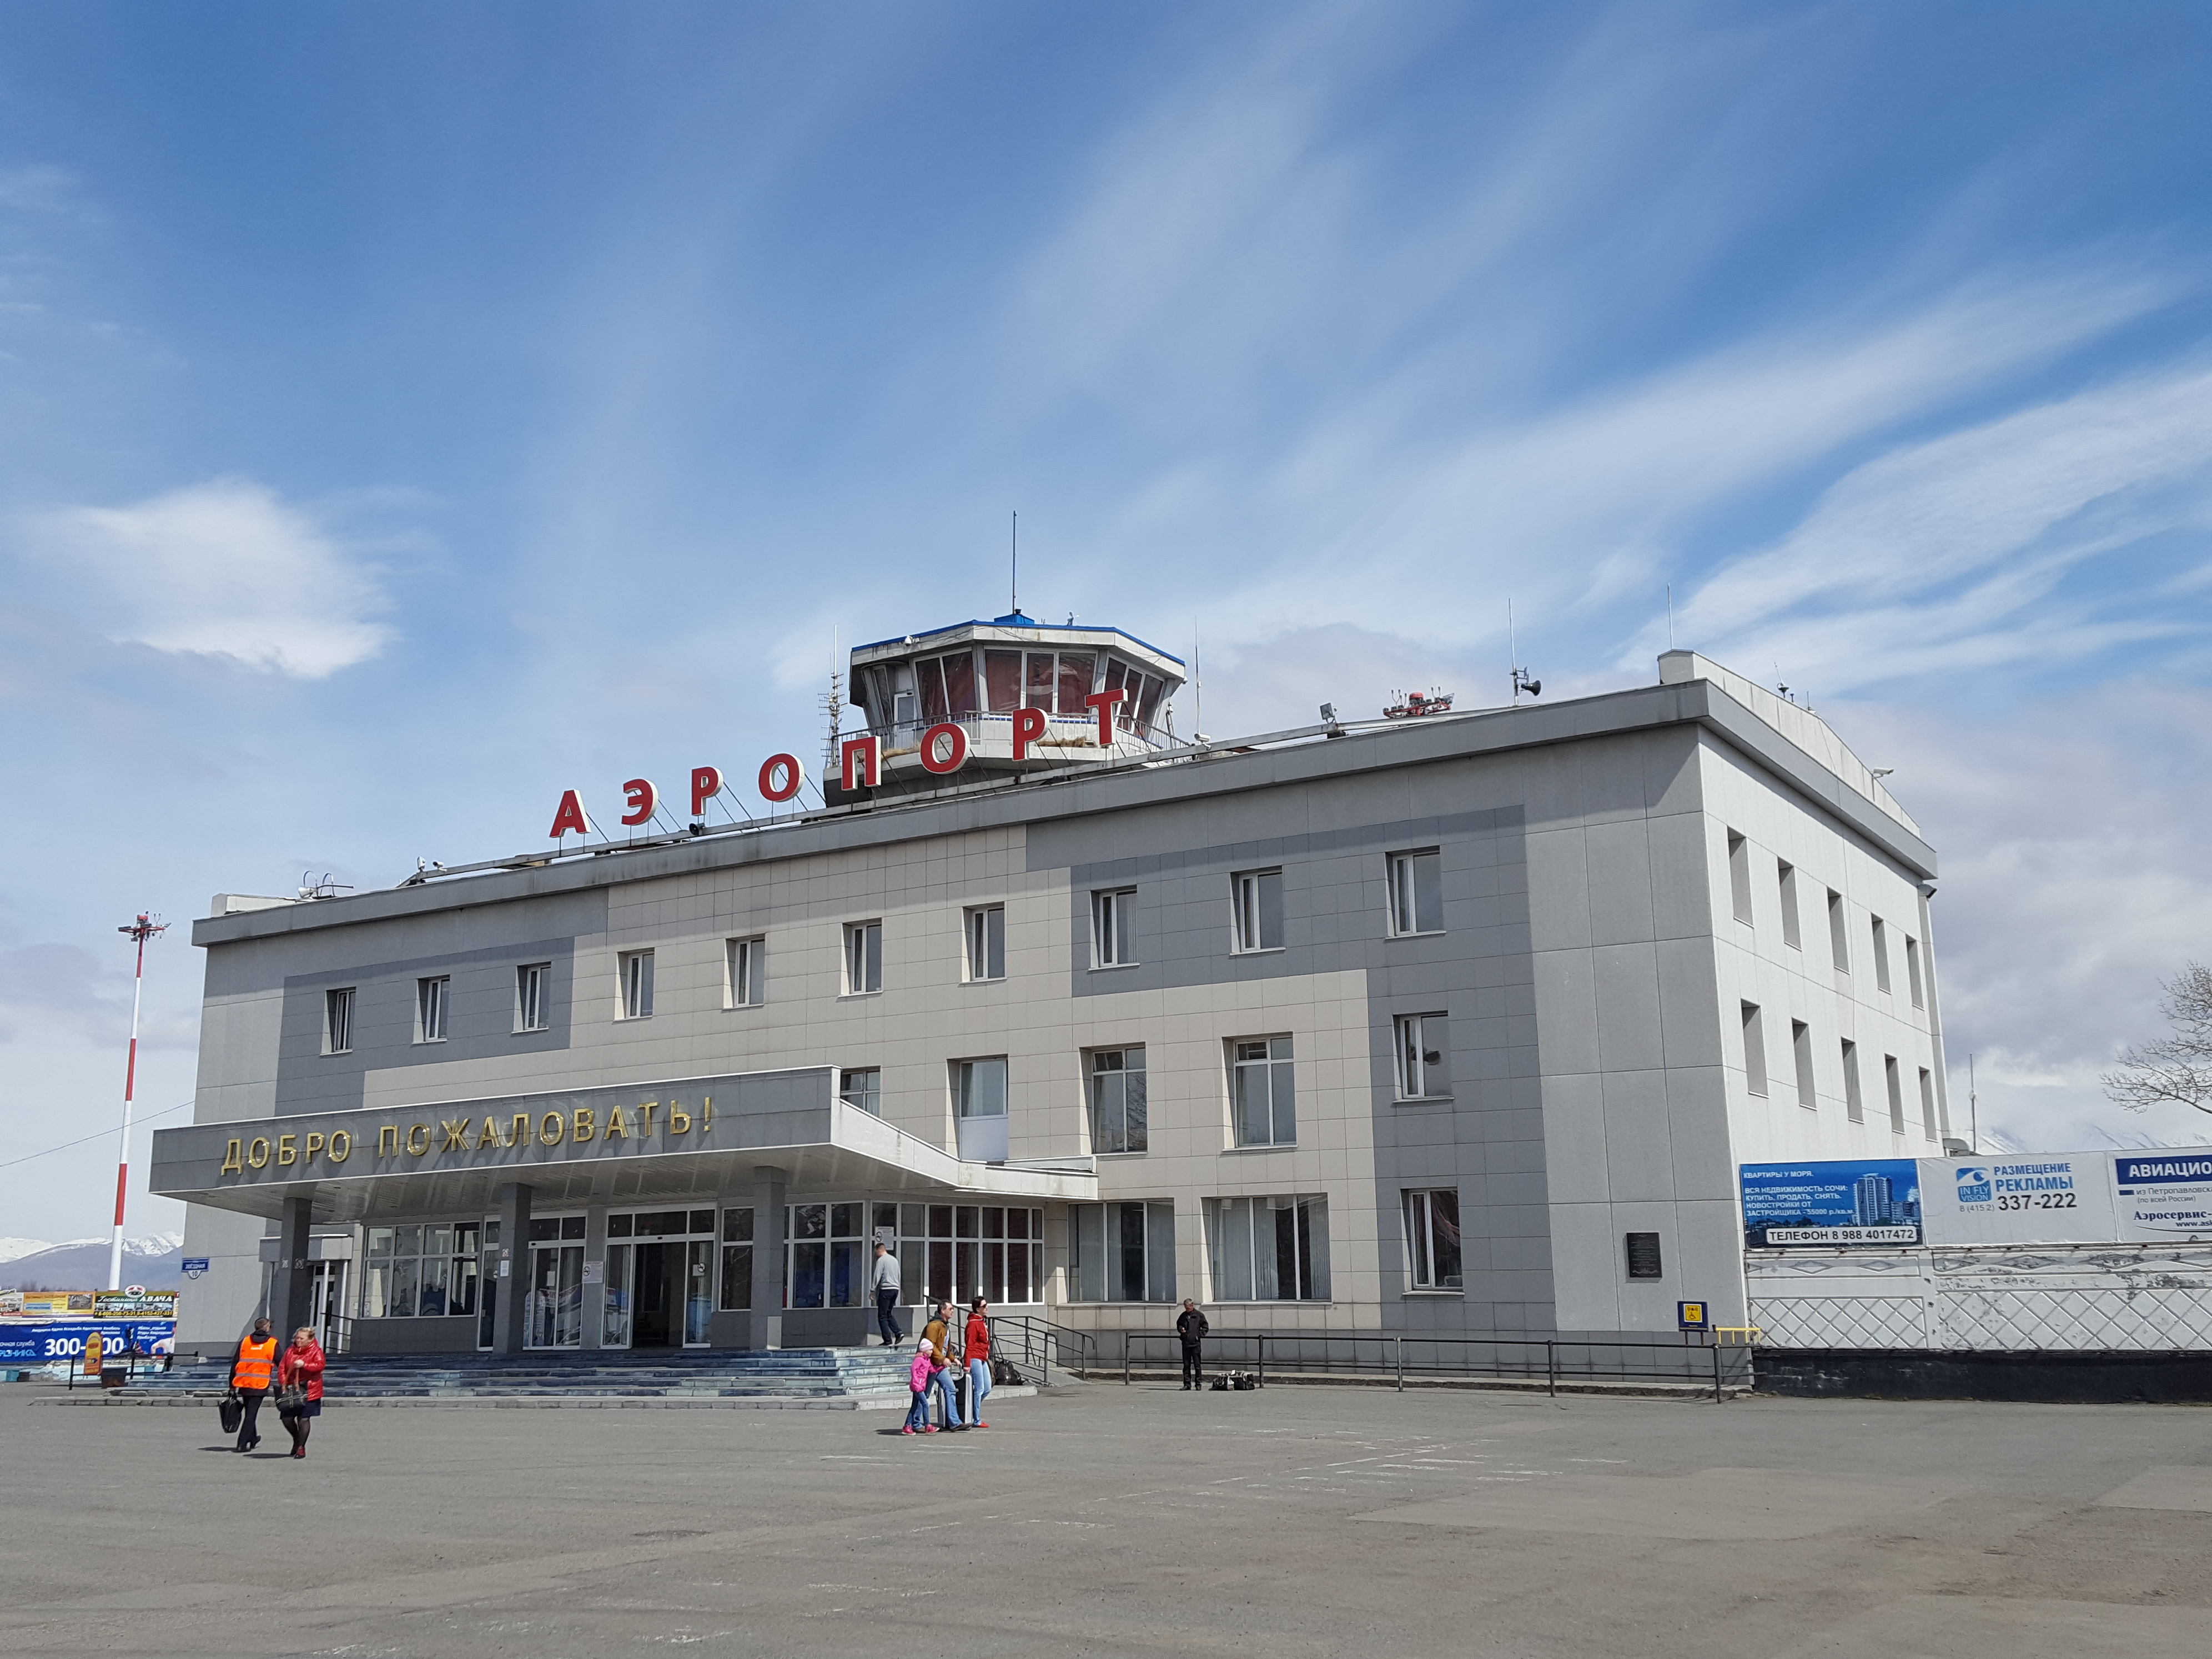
[110,913,167,1291]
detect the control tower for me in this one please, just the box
[837,611,1185,801]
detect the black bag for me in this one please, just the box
[275,1384,308,1412]
[219,1391,244,1434]
[991,1358,1024,1387]
[1233,1374,1258,1391]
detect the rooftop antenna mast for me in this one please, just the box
[821,624,844,791]
[1010,510,1018,616]
[1969,1052,1978,1155]
[110,912,167,1291]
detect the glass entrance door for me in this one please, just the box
[527,1243,584,1348]
[307,1261,346,1351]
[607,1209,716,1348]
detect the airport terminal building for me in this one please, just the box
[154,627,1953,1362]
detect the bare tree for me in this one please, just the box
[2103,962,2212,1115]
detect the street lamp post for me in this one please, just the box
[110,913,167,1292]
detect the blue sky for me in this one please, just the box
[5,3,2212,1241]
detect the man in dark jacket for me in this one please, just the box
[1175,1299,1209,1391]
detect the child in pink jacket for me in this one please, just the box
[903,1339,941,1434]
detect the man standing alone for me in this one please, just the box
[1176,1298,1209,1391]
[871,1241,904,1348]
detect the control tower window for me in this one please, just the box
[1027,652,1055,708]
[984,650,1023,712]
[1057,652,1095,715]
[941,651,978,718]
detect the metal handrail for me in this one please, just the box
[987,1313,1098,1383]
[1105,1330,1754,1402]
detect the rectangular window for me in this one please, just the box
[1386,848,1442,936]
[363,1223,479,1318]
[839,1068,881,1115]
[1828,889,1850,972]
[1092,888,1135,968]
[416,976,449,1042]
[1727,831,1753,924]
[954,1057,1008,1118]
[1919,1066,1938,1139]
[965,905,1005,982]
[898,1202,1043,1306]
[1067,1200,1177,1303]
[1231,1036,1297,1147]
[726,937,765,1008]
[619,951,654,1019]
[717,1208,754,1312]
[1741,1002,1768,1097]
[1625,1232,1663,1280]
[1871,917,1892,993]
[1394,1013,1451,1100]
[1842,1039,1863,1122]
[1906,936,1924,1009]
[1884,1054,1904,1134]
[843,921,883,995]
[1778,862,1802,949]
[515,964,549,1033]
[1403,1189,1462,1291]
[1792,1020,1816,1110]
[1231,868,1284,953]
[1203,1195,1330,1301]
[783,1203,867,1311]
[1088,1047,1148,1155]
[324,987,354,1055]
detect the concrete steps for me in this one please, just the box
[112,1348,915,1404]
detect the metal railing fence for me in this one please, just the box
[1095,1330,1753,1401]
[987,1313,1100,1383]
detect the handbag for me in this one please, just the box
[218,1390,244,1434]
[991,1358,1024,1387]
[275,1382,308,1412]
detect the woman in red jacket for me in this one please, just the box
[276,1326,326,1460]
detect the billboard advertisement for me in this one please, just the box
[1745,1148,2212,1248]
[1919,1154,2119,1244]
[2112,1153,2212,1240]
[0,1319,176,1366]
[1741,1159,1922,1248]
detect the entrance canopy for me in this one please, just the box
[149,1065,1096,1225]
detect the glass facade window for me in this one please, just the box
[1203,1195,1330,1301]
[1231,868,1283,953]
[1394,1013,1450,1099]
[1404,1190,1462,1291]
[1067,1200,1176,1303]
[1231,1037,1296,1147]
[844,921,883,994]
[966,905,1005,982]
[1386,849,1442,936]
[727,936,766,1007]
[417,976,449,1042]
[954,1057,1007,1119]
[324,987,354,1054]
[839,1068,881,1115]
[1092,888,1135,967]
[718,1208,754,1311]
[620,950,655,1019]
[784,1202,868,1310]
[1088,1048,1148,1154]
[516,963,549,1032]
[896,1202,1042,1306]
[363,1222,480,1318]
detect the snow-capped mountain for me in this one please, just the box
[2,1234,186,1291]
[0,1238,54,1265]
[1977,1123,2212,1156]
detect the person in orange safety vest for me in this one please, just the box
[228,1318,278,1453]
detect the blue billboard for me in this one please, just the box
[1741,1159,1923,1248]
[0,1320,176,1367]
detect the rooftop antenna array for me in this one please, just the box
[821,669,845,791]
[1010,510,1018,617]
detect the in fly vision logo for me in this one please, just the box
[1954,1166,1993,1205]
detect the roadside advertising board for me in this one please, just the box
[0,1319,177,1366]
[1740,1159,1922,1248]
[1746,1149,2212,1247]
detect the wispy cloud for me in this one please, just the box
[25,479,394,677]
[1651,360,2212,691]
